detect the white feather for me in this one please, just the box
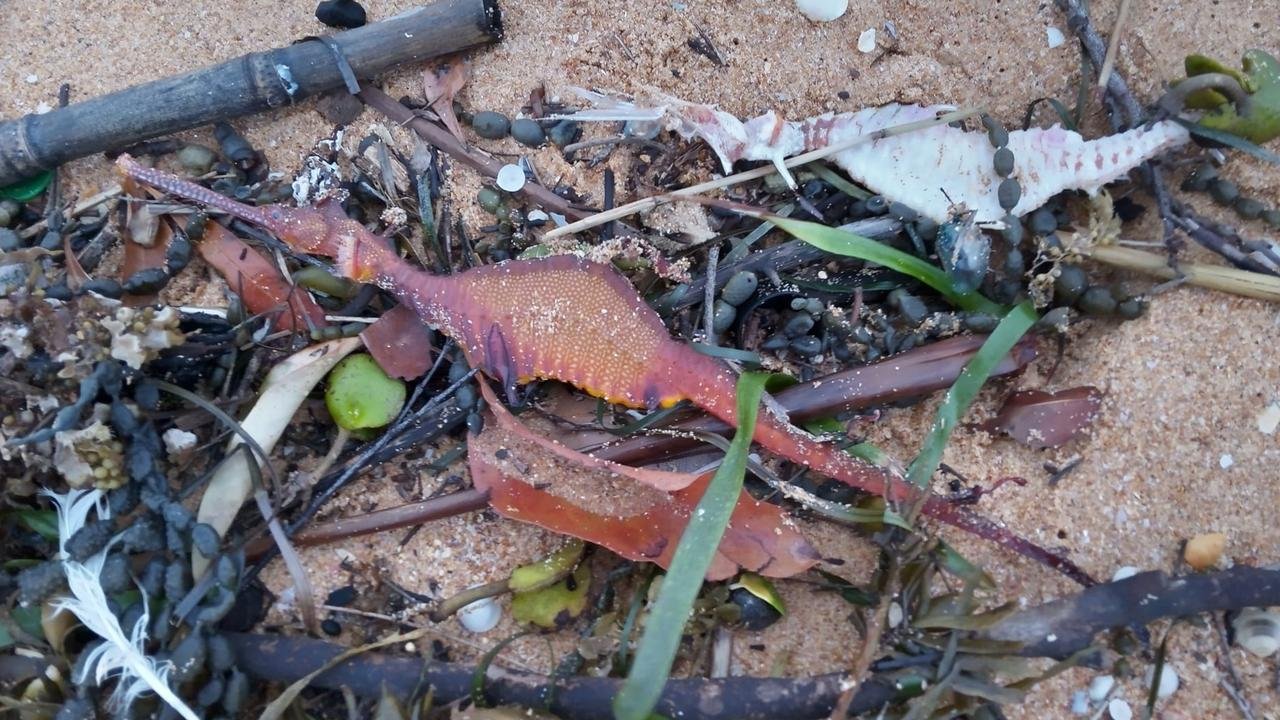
[43,488,201,720]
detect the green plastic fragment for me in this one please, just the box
[510,563,590,628]
[324,353,407,431]
[0,170,53,202]
[1182,49,1280,144]
[508,539,584,593]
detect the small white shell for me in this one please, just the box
[1144,664,1179,699]
[1108,698,1132,720]
[1070,690,1090,715]
[1088,675,1115,703]
[857,28,876,53]
[1111,566,1139,582]
[1046,26,1066,49]
[496,164,526,192]
[1233,607,1280,658]
[457,595,501,633]
[795,0,848,22]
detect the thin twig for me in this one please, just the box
[541,106,984,240]
[1214,613,1256,720]
[702,243,719,344]
[1086,244,1280,302]
[1096,0,1133,90]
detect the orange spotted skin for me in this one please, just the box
[117,155,1094,584]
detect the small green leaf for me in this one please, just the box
[767,215,1004,315]
[11,606,44,642]
[510,564,590,629]
[937,542,996,590]
[12,510,59,541]
[0,171,53,202]
[508,539,584,593]
[1186,49,1280,144]
[613,372,774,720]
[730,573,785,615]
[324,353,407,431]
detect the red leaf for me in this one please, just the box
[197,223,328,334]
[978,386,1103,449]
[469,385,819,580]
[359,304,435,380]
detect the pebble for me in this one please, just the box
[177,145,216,175]
[1145,665,1179,699]
[510,118,546,147]
[496,164,526,192]
[471,111,511,140]
[0,228,19,252]
[1107,698,1132,720]
[796,0,849,22]
[457,595,501,633]
[321,618,342,636]
[477,187,503,214]
[548,119,582,148]
[1088,675,1115,702]
[315,0,368,29]
[719,271,759,306]
[789,335,822,355]
[1184,532,1226,570]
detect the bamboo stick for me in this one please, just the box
[0,0,502,185]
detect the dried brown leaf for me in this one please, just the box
[359,304,435,380]
[197,223,328,334]
[978,386,1103,449]
[422,59,470,143]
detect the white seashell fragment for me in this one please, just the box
[1111,566,1139,582]
[1070,690,1090,715]
[1257,402,1280,435]
[796,0,849,22]
[857,28,876,53]
[1144,665,1179,699]
[1233,607,1280,657]
[457,595,502,633]
[1108,698,1132,720]
[1046,26,1066,48]
[496,164,526,192]
[1088,675,1115,702]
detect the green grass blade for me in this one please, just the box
[766,215,1004,315]
[906,300,1037,488]
[613,372,772,720]
[1173,117,1280,165]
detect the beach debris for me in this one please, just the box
[559,90,1191,222]
[422,59,470,142]
[457,594,502,633]
[1232,607,1280,657]
[1087,675,1115,703]
[315,0,368,29]
[976,387,1103,449]
[359,304,435,380]
[857,28,876,53]
[795,0,848,22]
[1107,698,1132,720]
[196,223,327,334]
[496,163,526,192]
[1183,532,1226,570]
[1046,26,1066,48]
[1257,401,1280,434]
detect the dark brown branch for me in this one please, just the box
[225,566,1280,718]
[587,334,1037,465]
[0,0,502,184]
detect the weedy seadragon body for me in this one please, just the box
[565,90,1191,223]
[117,155,1093,585]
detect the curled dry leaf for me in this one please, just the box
[359,304,434,380]
[469,384,819,581]
[422,58,470,143]
[977,386,1103,449]
[193,336,363,578]
[197,223,328,333]
[121,180,172,305]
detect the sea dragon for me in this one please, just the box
[117,155,1093,585]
